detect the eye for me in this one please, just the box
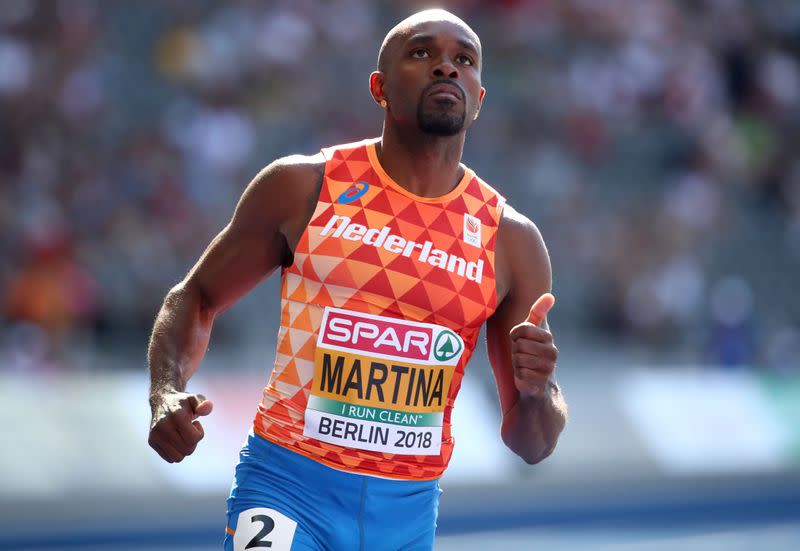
[456,54,474,66]
[411,48,430,59]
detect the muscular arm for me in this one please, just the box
[147,154,324,462]
[486,205,567,464]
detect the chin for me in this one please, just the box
[418,114,465,136]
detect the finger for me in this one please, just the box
[526,293,555,327]
[162,442,185,463]
[151,440,184,463]
[192,419,205,440]
[513,353,556,373]
[511,339,558,359]
[514,364,552,385]
[188,394,214,417]
[509,323,553,343]
[175,417,204,448]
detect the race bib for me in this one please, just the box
[303,307,464,455]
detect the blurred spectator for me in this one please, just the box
[0,0,798,371]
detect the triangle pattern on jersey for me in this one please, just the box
[301,255,321,282]
[363,208,395,230]
[427,281,457,316]
[429,210,454,235]
[385,252,422,279]
[480,283,496,309]
[416,202,445,228]
[347,146,369,161]
[279,359,303,387]
[399,280,434,313]
[326,260,358,289]
[463,177,484,200]
[387,271,421,299]
[445,210,465,237]
[310,284,335,306]
[349,208,370,227]
[476,203,496,224]
[363,189,398,217]
[287,279,308,303]
[290,305,312,330]
[294,358,316,385]
[277,333,293,357]
[284,272,303,298]
[347,260,383,288]
[441,294,466,326]
[421,261,456,291]
[317,182,333,203]
[347,242,385,266]
[395,201,427,227]
[294,231,311,256]
[294,333,318,361]
[327,160,353,182]
[447,194,470,217]
[462,193,485,215]
[309,234,346,258]
[459,281,486,308]
[348,162,373,182]
[288,328,313,358]
[376,245,406,268]
[361,269,394,298]
[309,254,342,281]
[394,218,426,243]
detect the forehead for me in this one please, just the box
[398,20,481,55]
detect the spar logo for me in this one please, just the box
[433,330,462,362]
[319,307,465,366]
[337,181,369,204]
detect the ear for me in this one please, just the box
[474,87,486,120]
[370,71,386,107]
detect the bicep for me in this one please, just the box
[182,158,321,314]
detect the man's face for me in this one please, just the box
[380,20,484,136]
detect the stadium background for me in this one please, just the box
[1,0,799,549]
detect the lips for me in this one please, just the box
[426,82,464,102]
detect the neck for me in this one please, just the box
[376,121,466,198]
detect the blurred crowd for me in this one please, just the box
[1,0,799,371]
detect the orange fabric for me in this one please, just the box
[254,139,506,480]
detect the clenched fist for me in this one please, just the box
[148,390,213,463]
[509,293,558,399]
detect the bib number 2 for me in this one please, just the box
[233,508,297,551]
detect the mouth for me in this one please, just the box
[426,82,464,103]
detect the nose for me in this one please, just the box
[432,57,458,79]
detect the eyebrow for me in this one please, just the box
[406,33,480,56]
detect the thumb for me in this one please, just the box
[188,394,214,417]
[526,293,555,327]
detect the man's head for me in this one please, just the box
[370,9,485,137]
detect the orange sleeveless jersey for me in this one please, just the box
[253,139,506,480]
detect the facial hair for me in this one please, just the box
[417,83,467,136]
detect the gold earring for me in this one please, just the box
[380,99,387,108]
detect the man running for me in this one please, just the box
[148,9,567,551]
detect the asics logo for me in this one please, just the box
[337,182,369,204]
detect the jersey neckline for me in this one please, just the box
[366,140,475,204]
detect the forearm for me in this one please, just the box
[501,381,567,464]
[148,282,214,401]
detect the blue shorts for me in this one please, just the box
[223,432,441,551]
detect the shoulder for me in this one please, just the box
[230,152,326,243]
[495,202,551,304]
[239,153,325,219]
[251,152,326,193]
